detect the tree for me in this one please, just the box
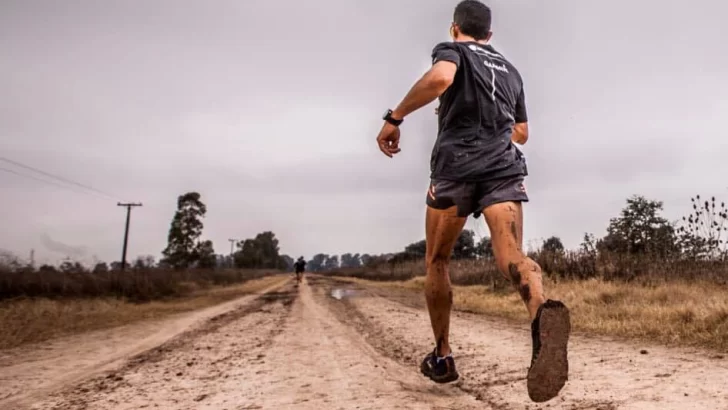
[0,250,23,272]
[279,254,295,270]
[162,192,208,269]
[59,260,86,273]
[39,264,58,273]
[396,230,477,261]
[324,255,339,271]
[581,233,598,254]
[340,253,361,268]
[677,195,728,260]
[92,262,109,274]
[308,254,328,272]
[387,240,426,264]
[253,231,281,268]
[600,195,678,256]
[340,253,351,268]
[453,229,477,259]
[542,236,565,253]
[404,240,426,258]
[475,236,494,258]
[360,254,374,267]
[365,253,390,268]
[215,254,228,269]
[233,240,252,268]
[234,232,283,269]
[133,255,156,270]
[194,240,217,269]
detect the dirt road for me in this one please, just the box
[2,276,728,409]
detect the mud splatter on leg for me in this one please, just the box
[519,283,531,303]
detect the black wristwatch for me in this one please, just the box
[382,109,403,126]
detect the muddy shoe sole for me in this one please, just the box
[527,300,571,403]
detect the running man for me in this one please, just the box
[293,256,306,283]
[375,1,571,402]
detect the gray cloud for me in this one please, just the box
[40,233,89,259]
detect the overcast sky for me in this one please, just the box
[1,0,727,265]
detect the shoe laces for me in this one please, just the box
[435,353,453,364]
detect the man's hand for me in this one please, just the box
[512,122,529,145]
[376,122,401,158]
[375,60,456,158]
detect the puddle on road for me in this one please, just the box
[330,288,358,300]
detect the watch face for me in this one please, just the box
[383,109,391,119]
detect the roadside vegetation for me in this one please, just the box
[322,194,728,351]
[342,274,728,351]
[0,275,286,350]
[5,191,728,351]
[0,191,293,350]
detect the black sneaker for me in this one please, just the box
[420,349,459,383]
[527,300,571,403]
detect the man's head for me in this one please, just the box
[451,0,492,43]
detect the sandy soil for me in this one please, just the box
[2,276,728,409]
[0,280,286,409]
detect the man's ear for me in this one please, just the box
[450,23,460,40]
[485,31,493,43]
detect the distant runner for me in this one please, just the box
[375,1,571,403]
[293,257,306,284]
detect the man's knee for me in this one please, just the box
[425,230,457,274]
[426,252,450,274]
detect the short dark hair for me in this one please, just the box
[453,0,492,40]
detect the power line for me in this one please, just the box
[0,166,110,200]
[0,156,119,200]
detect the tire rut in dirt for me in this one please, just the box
[307,276,614,410]
[45,283,298,409]
[120,285,298,369]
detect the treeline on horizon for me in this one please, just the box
[0,192,289,301]
[2,191,728,301]
[314,193,728,286]
[0,192,291,274]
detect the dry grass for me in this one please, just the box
[330,253,728,286]
[342,276,728,352]
[0,267,276,302]
[324,259,504,286]
[0,275,287,350]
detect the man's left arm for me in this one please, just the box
[512,86,529,145]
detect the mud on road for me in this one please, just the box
[3,276,728,409]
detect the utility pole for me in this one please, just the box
[118,202,143,272]
[228,238,238,268]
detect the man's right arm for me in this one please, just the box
[512,87,529,145]
[512,123,528,145]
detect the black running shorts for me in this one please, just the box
[426,176,529,218]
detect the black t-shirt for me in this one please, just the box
[430,41,528,182]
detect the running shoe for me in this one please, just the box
[420,348,459,383]
[527,299,571,402]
